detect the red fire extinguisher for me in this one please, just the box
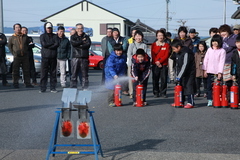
[221,82,229,108]
[174,82,183,108]
[213,80,222,108]
[230,81,239,109]
[136,83,144,107]
[114,84,122,106]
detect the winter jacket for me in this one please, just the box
[195,51,206,77]
[0,33,7,59]
[71,32,91,58]
[8,33,29,57]
[127,42,147,66]
[27,36,35,59]
[231,49,240,78]
[222,34,237,64]
[101,36,111,58]
[202,47,226,74]
[191,37,200,54]
[40,22,59,59]
[173,46,196,95]
[131,54,151,83]
[57,36,71,60]
[174,37,193,50]
[151,42,170,66]
[107,36,128,54]
[105,51,127,90]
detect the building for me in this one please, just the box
[40,0,136,41]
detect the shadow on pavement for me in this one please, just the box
[104,139,165,159]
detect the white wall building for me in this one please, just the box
[40,0,135,41]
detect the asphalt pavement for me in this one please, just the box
[0,69,240,160]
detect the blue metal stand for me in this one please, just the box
[46,110,103,160]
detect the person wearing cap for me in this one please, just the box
[101,27,112,84]
[39,22,59,93]
[70,23,91,89]
[8,23,34,88]
[107,27,129,95]
[57,26,71,88]
[189,28,200,54]
[233,24,240,35]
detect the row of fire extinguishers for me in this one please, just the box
[174,79,239,109]
[114,82,144,107]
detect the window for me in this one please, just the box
[99,23,121,35]
[57,23,64,27]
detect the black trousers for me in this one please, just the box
[40,58,57,90]
[68,59,72,80]
[29,57,37,83]
[206,73,215,100]
[196,77,207,94]
[133,78,148,102]
[152,65,168,95]
[12,56,31,86]
[70,58,89,89]
[101,55,109,85]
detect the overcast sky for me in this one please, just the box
[3,0,240,36]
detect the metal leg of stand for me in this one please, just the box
[89,112,99,160]
[46,111,61,160]
[90,111,104,157]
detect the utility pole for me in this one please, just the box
[0,0,3,33]
[223,0,226,24]
[166,0,170,32]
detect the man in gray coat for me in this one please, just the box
[101,28,112,84]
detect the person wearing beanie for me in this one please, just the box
[39,22,59,93]
[107,27,129,95]
[127,30,147,98]
[57,26,71,88]
[131,48,151,106]
[8,23,34,88]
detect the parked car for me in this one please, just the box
[89,50,104,70]
[90,41,102,56]
[5,45,42,74]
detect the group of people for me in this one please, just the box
[1,22,240,108]
[102,24,240,108]
[0,22,91,93]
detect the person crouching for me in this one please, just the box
[131,49,151,106]
[105,44,127,107]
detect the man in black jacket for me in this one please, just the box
[21,27,38,86]
[70,23,91,89]
[39,22,59,93]
[0,32,10,86]
[57,26,71,88]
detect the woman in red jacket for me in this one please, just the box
[151,30,170,98]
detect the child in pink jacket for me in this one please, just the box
[202,34,226,107]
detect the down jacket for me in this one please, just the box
[105,51,127,90]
